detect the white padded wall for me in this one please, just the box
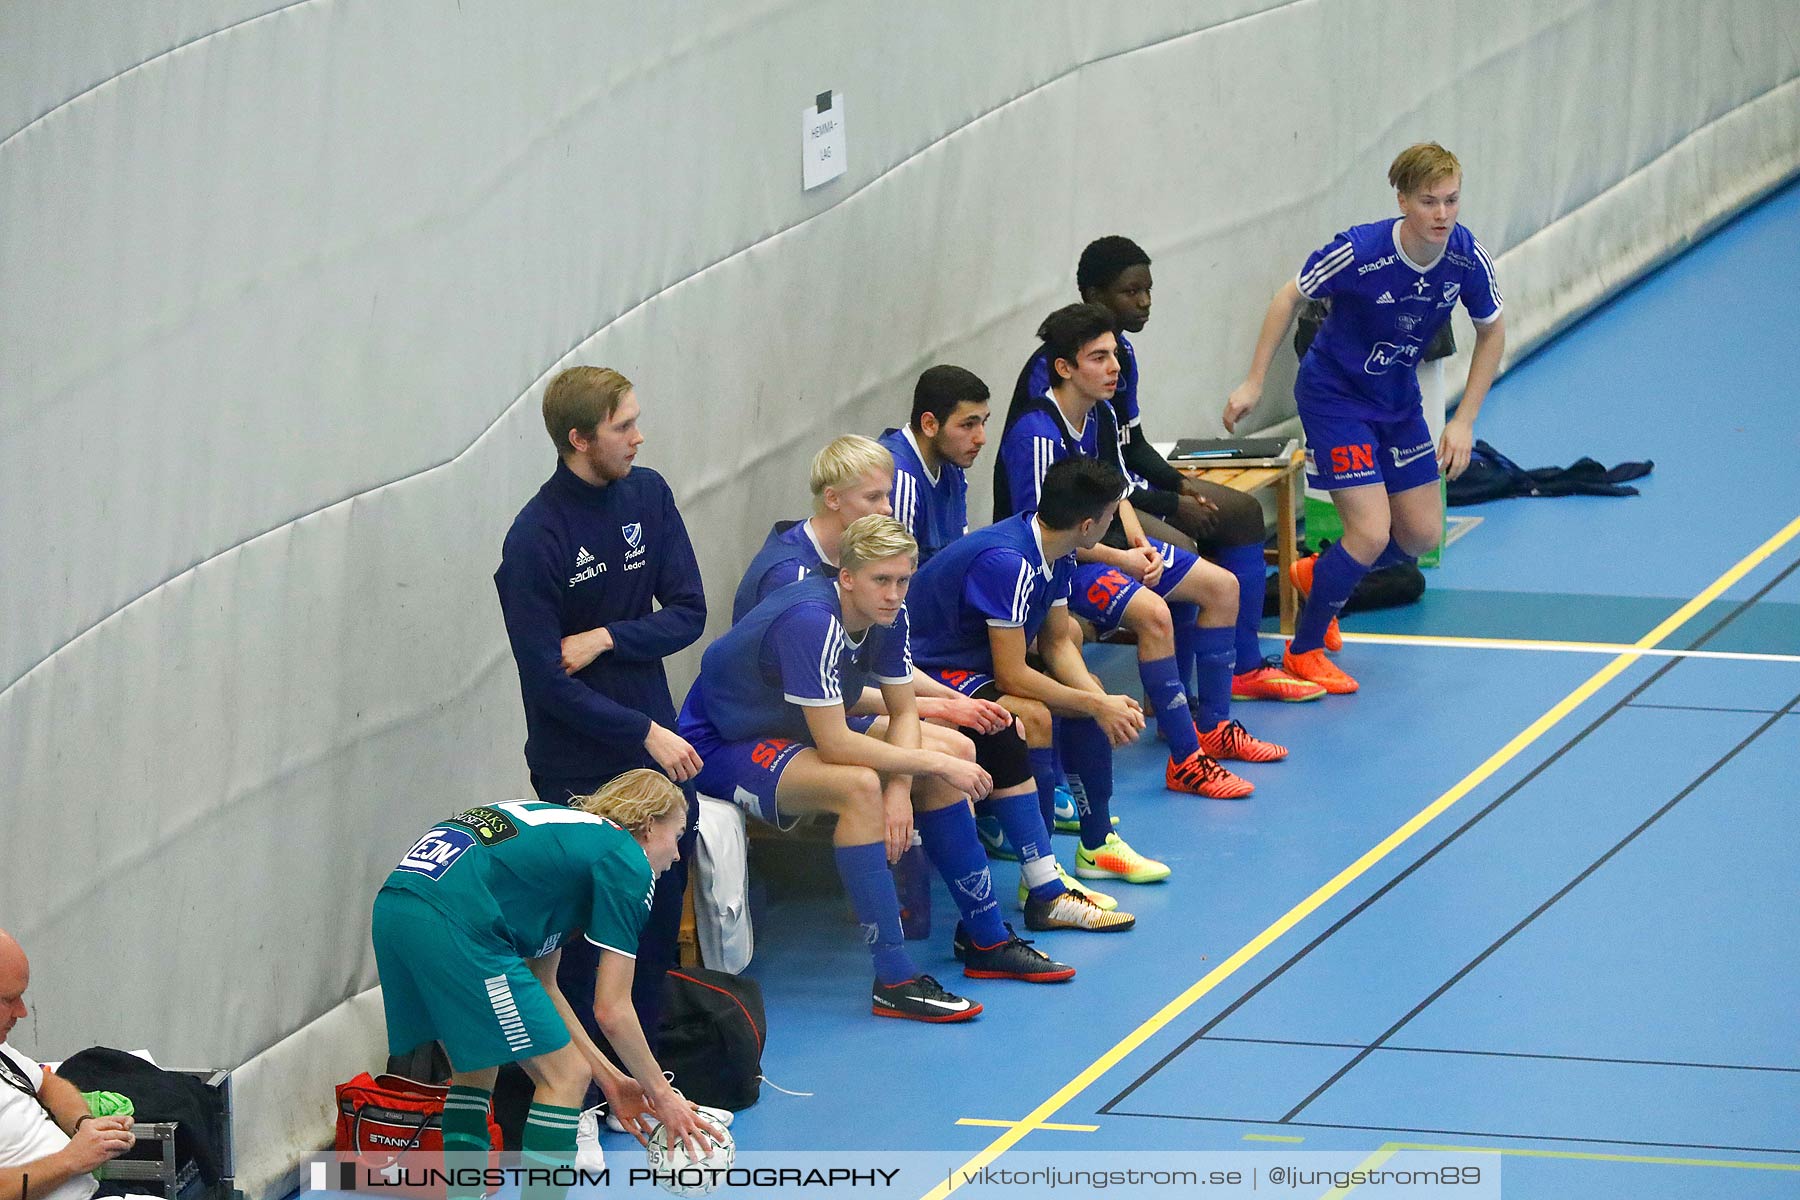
[3,2,1795,1193]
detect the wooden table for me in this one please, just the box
[1174,447,1305,634]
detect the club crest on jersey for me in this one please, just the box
[1442,281,1461,303]
[621,522,648,569]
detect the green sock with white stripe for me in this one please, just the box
[521,1101,582,1200]
[441,1085,493,1154]
[441,1085,491,1200]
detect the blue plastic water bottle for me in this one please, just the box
[894,832,932,940]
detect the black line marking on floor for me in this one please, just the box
[1193,1035,1800,1076]
[1104,1111,1800,1157]
[1627,702,1790,715]
[1099,551,1800,1116]
[1279,688,1800,1124]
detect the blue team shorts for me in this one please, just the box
[922,665,1000,697]
[1067,539,1197,633]
[687,723,811,829]
[1298,401,1438,493]
[371,888,569,1070]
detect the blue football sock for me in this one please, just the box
[1172,601,1200,697]
[916,803,1007,946]
[1029,745,1059,829]
[1059,717,1116,851]
[1191,623,1236,731]
[1291,540,1372,655]
[989,788,1060,902]
[1139,653,1199,761]
[1043,739,1064,833]
[1219,542,1269,674]
[1373,537,1415,570]
[834,841,915,985]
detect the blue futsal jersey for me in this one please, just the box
[1295,219,1503,417]
[877,426,968,563]
[994,392,1127,522]
[909,514,1074,672]
[731,519,831,623]
[686,575,913,742]
[1020,336,1146,488]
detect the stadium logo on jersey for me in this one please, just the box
[1364,342,1421,375]
[569,560,607,586]
[1442,282,1461,303]
[395,826,477,879]
[1356,254,1396,276]
[1375,291,1395,304]
[574,546,595,567]
[448,806,521,845]
[953,870,994,904]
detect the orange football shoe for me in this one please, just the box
[1290,554,1343,652]
[1281,645,1359,694]
[1165,751,1254,799]
[1198,718,1288,763]
[1232,659,1327,702]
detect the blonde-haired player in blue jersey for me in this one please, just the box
[1225,143,1506,694]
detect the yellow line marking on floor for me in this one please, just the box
[954,1118,1098,1132]
[1388,1141,1800,1171]
[1243,1133,1306,1143]
[918,513,1800,1200]
[1319,1144,1402,1198]
[1324,1139,1800,1197]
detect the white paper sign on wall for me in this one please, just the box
[801,90,846,190]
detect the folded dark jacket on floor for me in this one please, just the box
[1448,439,1653,506]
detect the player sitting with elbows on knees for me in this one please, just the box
[682,515,1081,1022]
[1053,235,1324,704]
[999,303,1287,802]
[913,455,1185,894]
[733,433,1021,764]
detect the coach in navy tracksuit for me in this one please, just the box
[494,365,706,1062]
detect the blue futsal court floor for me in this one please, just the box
[627,181,1800,1199]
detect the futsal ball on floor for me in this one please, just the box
[646,1123,735,1196]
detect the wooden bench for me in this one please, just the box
[1173,446,1305,635]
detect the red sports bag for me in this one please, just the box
[334,1072,500,1197]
